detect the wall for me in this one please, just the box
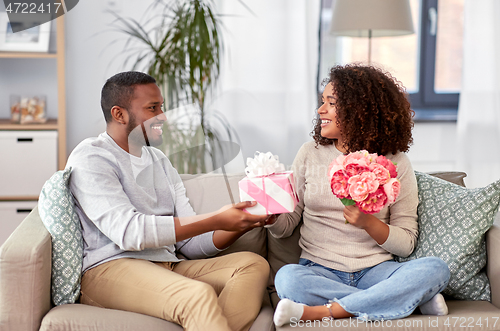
[64,0,158,154]
[63,0,319,173]
[61,1,464,182]
[408,122,459,175]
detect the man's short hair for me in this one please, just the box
[101,71,157,123]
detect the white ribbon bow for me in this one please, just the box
[245,151,286,178]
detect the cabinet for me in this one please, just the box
[0,16,66,201]
[0,131,58,197]
[0,201,37,246]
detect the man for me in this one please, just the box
[66,71,270,331]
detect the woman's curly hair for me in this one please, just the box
[312,64,414,156]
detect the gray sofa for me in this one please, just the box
[1,172,500,331]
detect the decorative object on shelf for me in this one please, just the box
[0,12,51,52]
[9,94,20,123]
[113,0,246,174]
[329,0,414,64]
[14,95,47,124]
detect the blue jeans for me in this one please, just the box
[274,257,450,321]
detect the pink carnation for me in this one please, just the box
[330,170,350,198]
[328,160,344,179]
[328,150,400,216]
[357,188,388,214]
[368,163,391,185]
[343,151,370,168]
[383,178,401,204]
[345,163,370,177]
[376,155,397,178]
[347,172,378,202]
[368,153,379,162]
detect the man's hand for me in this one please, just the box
[211,201,270,249]
[174,201,266,243]
[215,201,269,232]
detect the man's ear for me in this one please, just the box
[110,106,128,125]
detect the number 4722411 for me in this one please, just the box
[6,2,63,14]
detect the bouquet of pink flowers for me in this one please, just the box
[328,150,400,214]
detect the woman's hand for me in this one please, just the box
[343,205,376,229]
[264,214,281,226]
[343,205,389,245]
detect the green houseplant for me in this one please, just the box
[113,0,240,173]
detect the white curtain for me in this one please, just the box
[456,0,500,188]
[211,0,320,171]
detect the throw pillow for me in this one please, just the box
[397,171,500,301]
[38,167,83,305]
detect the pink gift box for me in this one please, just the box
[238,171,299,215]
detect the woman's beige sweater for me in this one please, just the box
[267,141,419,273]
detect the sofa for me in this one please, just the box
[1,171,500,331]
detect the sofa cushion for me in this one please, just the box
[180,173,245,214]
[38,167,83,305]
[267,223,302,307]
[275,300,500,330]
[398,171,500,301]
[427,171,467,187]
[41,303,275,331]
[40,304,181,331]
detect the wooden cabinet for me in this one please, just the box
[0,16,66,202]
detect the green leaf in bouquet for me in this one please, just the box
[340,198,356,206]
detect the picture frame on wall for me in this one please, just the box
[0,12,51,52]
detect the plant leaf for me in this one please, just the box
[340,198,356,206]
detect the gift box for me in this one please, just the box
[238,152,298,215]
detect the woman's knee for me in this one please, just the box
[274,264,306,299]
[411,256,450,285]
[423,257,450,280]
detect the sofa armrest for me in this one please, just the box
[0,206,52,331]
[487,212,500,309]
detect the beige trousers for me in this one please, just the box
[80,251,269,331]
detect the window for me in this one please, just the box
[319,0,464,121]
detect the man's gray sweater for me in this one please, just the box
[66,132,221,273]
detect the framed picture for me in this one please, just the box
[0,12,51,52]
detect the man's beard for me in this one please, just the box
[126,112,162,148]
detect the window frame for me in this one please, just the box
[409,0,460,121]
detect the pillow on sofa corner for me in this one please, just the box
[397,171,500,301]
[38,167,83,305]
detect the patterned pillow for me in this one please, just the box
[38,167,83,305]
[398,171,500,301]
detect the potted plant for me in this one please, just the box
[113,0,240,174]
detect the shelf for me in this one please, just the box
[0,15,66,204]
[0,196,39,201]
[0,119,58,130]
[0,52,57,59]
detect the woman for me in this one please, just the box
[266,64,450,326]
